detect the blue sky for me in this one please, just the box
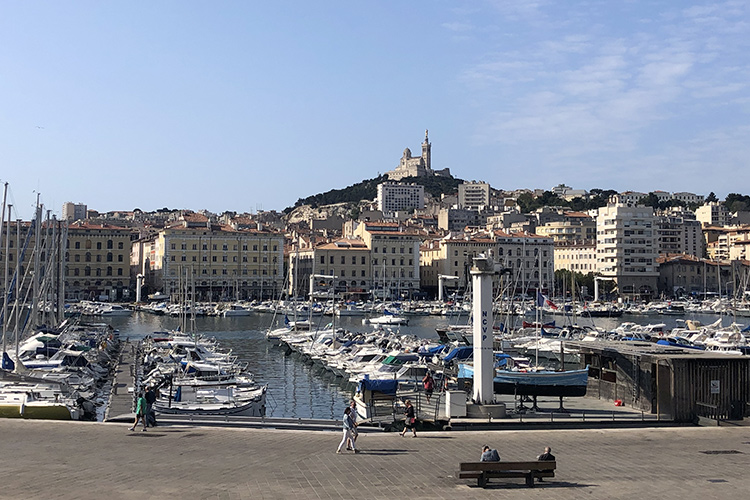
[1,1,748,219]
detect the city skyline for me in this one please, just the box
[1,1,749,220]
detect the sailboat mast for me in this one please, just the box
[31,196,42,329]
[14,218,20,363]
[1,193,8,355]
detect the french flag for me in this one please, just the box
[536,291,558,310]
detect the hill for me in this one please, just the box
[283,174,464,214]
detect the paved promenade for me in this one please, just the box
[1,420,749,500]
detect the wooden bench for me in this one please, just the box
[458,461,556,488]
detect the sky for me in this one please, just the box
[1,1,749,220]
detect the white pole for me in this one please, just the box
[471,256,495,405]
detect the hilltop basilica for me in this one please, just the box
[385,130,452,181]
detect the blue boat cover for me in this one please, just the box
[357,378,398,395]
[443,346,473,363]
[418,345,447,356]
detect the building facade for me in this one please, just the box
[62,202,88,222]
[66,222,133,301]
[458,181,491,209]
[420,231,554,298]
[596,198,659,298]
[353,222,421,300]
[142,215,284,301]
[696,202,729,227]
[376,182,425,215]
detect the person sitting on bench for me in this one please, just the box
[536,446,555,481]
[480,445,500,462]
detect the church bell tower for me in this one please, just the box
[421,129,431,170]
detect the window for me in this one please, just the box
[118,255,123,262]
[203,244,208,250]
[330,256,334,264]
[361,256,365,264]
[352,256,356,265]
[118,268,123,276]
[181,256,186,261]
[212,256,217,262]
[171,256,176,261]
[222,256,228,262]
[361,270,365,277]
[181,243,187,250]
[223,244,228,251]
[75,255,80,262]
[341,256,345,265]
[107,252,113,262]
[85,253,91,262]
[320,256,325,264]
[170,243,176,250]
[97,242,102,250]
[75,241,80,249]
[107,266,112,276]
[192,244,197,250]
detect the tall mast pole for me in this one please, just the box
[2,200,10,357]
[31,195,42,328]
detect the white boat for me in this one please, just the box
[221,303,252,317]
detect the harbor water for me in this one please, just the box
[103,310,739,419]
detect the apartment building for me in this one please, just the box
[597,198,659,298]
[553,241,597,273]
[458,181,490,209]
[420,230,554,297]
[290,238,371,299]
[353,222,421,299]
[143,213,284,301]
[62,202,88,221]
[657,254,738,297]
[535,212,596,244]
[654,215,704,258]
[66,222,133,301]
[376,182,425,215]
[696,202,729,227]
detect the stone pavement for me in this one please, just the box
[1,420,749,500]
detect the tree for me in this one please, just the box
[706,192,718,203]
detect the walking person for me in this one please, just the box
[336,407,359,454]
[144,385,157,427]
[128,391,148,432]
[346,400,358,450]
[399,399,417,437]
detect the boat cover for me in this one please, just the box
[442,346,473,363]
[357,378,398,395]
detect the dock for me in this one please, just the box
[103,340,138,421]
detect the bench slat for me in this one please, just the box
[459,461,556,472]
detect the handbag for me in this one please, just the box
[409,417,416,424]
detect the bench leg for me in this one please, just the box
[526,473,535,488]
[477,473,487,488]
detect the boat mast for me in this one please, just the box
[1,186,8,355]
[30,195,42,329]
[14,218,20,365]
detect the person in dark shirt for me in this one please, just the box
[480,445,500,462]
[537,446,555,461]
[399,400,417,437]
